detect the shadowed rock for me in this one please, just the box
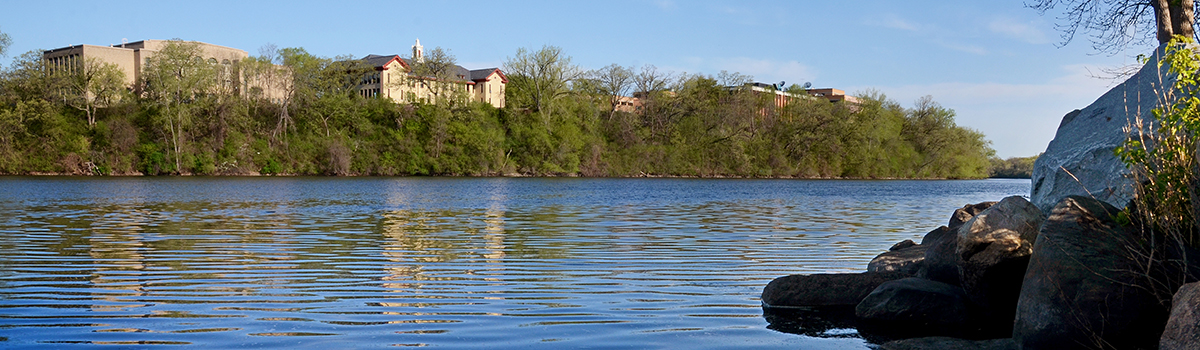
[955,196,1045,327]
[919,200,997,287]
[918,226,961,286]
[855,277,972,337]
[868,243,928,275]
[949,202,996,229]
[762,272,908,308]
[919,225,954,246]
[881,337,1016,350]
[1014,196,1168,350]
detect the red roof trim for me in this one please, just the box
[380,55,409,71]
[472,68,509,84]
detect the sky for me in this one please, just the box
[0,1,1156,158]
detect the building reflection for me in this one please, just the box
[481,180,508,262]
[377,179,510,316]
[87,204,149,312]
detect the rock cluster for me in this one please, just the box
[762,195,1200,349]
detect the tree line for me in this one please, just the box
[0,38,996,178]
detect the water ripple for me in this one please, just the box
[0,177,1029,349]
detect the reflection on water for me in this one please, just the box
[0,177,1029,349]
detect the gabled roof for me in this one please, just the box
[361,54,407,70]
[469,68,509,83]
[358,55,506,84]
[396,57,473,83]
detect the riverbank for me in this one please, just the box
[1,171,999,180]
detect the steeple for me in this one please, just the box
[412,39,424,63]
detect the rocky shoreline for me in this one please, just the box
[763,196,1200,349]
[761,43,1200,349]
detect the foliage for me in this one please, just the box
[503,45,581,113]
[989,154,1040,178]
[0,42,994,179]
[1116,35,1200,247]
[0,27,10,57]
[58,57,127,127]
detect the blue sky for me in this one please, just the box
[0,1,1152,158]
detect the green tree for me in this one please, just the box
[589,64,634,120]
[57,57,127,128]
[242,45,295,139]
[0,27,11,57]
[141,40,218,173]
[1116,36,1200,246]
[1,51,57,104]
[989,154,1040,178]
[503,45,580,113]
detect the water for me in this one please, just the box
[0,177,1030,349]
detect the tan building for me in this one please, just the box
[45,40,249,88]
[43,39,285,100]
[613,95,643,113]
[806,88,859,104]
[358,40,507,108]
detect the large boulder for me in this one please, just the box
[920,225,954,246]
[855,277,972,336]
[1161,282,1200,350]
[918,202,995,286]
[881,337,1017,350]
[918,226,962,286]
[761,272,908,308]
[1030,44,1170,213]
[1014,196,1169,350]
[949,202,997,229]
[868,243,928,275]
[956,196,1045,325]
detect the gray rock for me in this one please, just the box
[891,239,918,251]
[1162,282,1200,350]
[1030,44,1172,214]
[855,277,972,334]
[956,196,1045,324]
[916,202,994,286]
[761,272,908,308]
[950,202,997,229]
[920,225,953,246]
[918,226,962,286]
[1014,196,1168,350]
[881,337,1016,350]
[868,243,927,275]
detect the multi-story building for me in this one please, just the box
[805,88,859,104]
[357,40,507,108]
[44,40,251,92]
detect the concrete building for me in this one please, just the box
[45,40,250,90]
[613,95,643,113]
[358,39,507,108]
[805,88,859,104]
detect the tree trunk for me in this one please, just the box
[1173,0,1196,40]
[1156,0,1175,44]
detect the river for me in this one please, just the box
[0,177,1029,349]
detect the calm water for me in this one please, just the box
[0,177,1029,349]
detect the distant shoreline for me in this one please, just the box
[0,172,1022,180]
